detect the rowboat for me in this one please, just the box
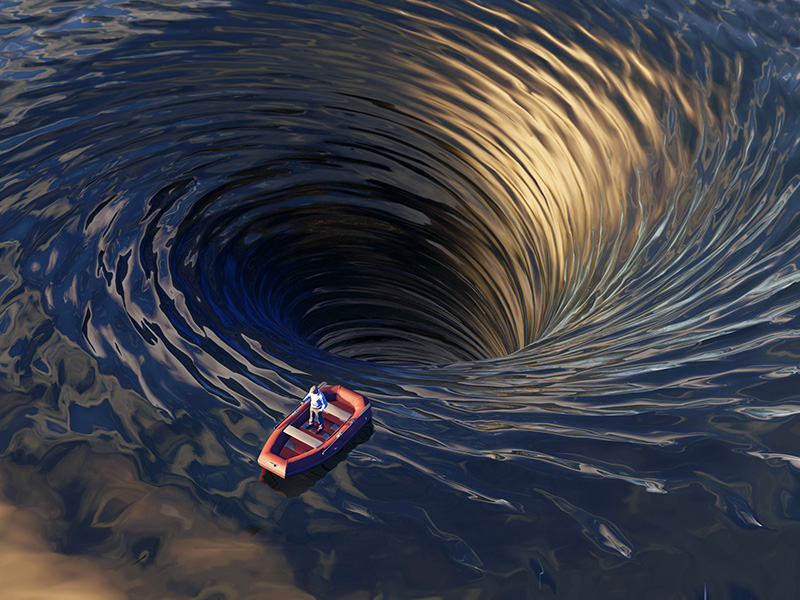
[258,385,373,478]
[259,421,374,496]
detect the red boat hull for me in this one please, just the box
[258,385,372,478]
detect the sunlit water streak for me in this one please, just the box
[2,0,800,597]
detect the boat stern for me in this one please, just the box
[258,450,287,477]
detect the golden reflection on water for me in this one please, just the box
[0,484,125,599]
[0,456,312,600]
[387,2,720,343]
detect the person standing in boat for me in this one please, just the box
[304,385,327,433]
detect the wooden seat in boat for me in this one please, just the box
[284,424,323,449]
[324,402,351,422]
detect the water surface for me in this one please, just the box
[2,0,800,597]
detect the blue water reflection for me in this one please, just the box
[1,0,800,597]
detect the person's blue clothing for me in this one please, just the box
[306,390,328,410]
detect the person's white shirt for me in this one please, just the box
[307,389,327,410]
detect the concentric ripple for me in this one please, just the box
[2,0,800,596]
[21,0,745,374]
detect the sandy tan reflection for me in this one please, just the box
[0,494,124,599]
[0,456,312,600]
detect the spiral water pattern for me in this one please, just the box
[2,0,800,597]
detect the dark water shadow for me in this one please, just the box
[259,421,375,497]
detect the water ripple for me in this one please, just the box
[2,0,800,596]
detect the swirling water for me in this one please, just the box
[1,0,800,597]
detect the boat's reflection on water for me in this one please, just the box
[259,421,375,497]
